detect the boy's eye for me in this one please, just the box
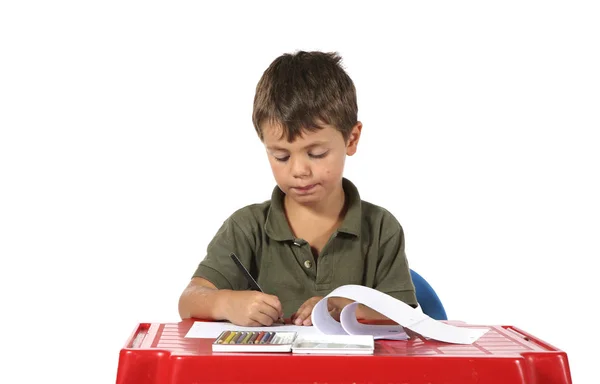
[309,151,329,159]
[272,150,328,162]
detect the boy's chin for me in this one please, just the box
[286,191,323,206]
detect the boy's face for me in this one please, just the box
[262,121,362,206]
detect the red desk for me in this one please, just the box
[116,319,571,384]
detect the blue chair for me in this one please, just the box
[410,269,448,320]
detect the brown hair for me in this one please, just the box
[252,51,358,142]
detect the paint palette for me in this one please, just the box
[212,331,297,353]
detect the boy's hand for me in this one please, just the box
[292,296,356,325]
[291,296,323,325]
[221,290,283,327]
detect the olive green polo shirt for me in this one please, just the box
[193,178,417,317]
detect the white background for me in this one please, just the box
[1,1,598,383]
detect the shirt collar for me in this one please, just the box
[336,178,362,237]
[264,178,362,241]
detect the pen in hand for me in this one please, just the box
[229,252,285,325]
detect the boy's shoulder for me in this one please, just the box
[360,199,403,238]
[223,185,288,239]
[227,199,272,228]
[340,178,404,241]
[360,199,400,222]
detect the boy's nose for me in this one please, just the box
[290,157,311,178]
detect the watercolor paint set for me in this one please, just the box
[211,330,297,353]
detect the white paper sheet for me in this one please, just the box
[311,285,488,344]
[184,321,321,339]
[340,302,408,340]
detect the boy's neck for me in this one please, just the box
[284,182,346,221]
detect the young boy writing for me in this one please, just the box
[178,51,417,327]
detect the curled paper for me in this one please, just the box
[311,285,488,344]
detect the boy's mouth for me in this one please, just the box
[292,184,317,193]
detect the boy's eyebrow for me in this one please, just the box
[267,141,329,151]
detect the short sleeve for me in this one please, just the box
[374,225,418,307]
[192,216,256,291]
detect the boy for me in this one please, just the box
[178,51,417,327]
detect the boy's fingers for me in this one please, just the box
[294,309,306,325]
[295,306,313,325]
[291,311,300,322]
[293,296,323,325]
[292,302,309,324]
[251,311,274,326]
[258,303,280,322]
[263,294,283,316]
[327,301,335,312]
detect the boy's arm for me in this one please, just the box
[179,215,253,321]
[179,277,283,325]
[178,277,230,320]
[178,215,283,326]
[372,223,418,308]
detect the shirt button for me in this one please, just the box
[304,260,312,268]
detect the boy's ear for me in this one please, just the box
[346,122,362,156]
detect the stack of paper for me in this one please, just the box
[292,334,374,355]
